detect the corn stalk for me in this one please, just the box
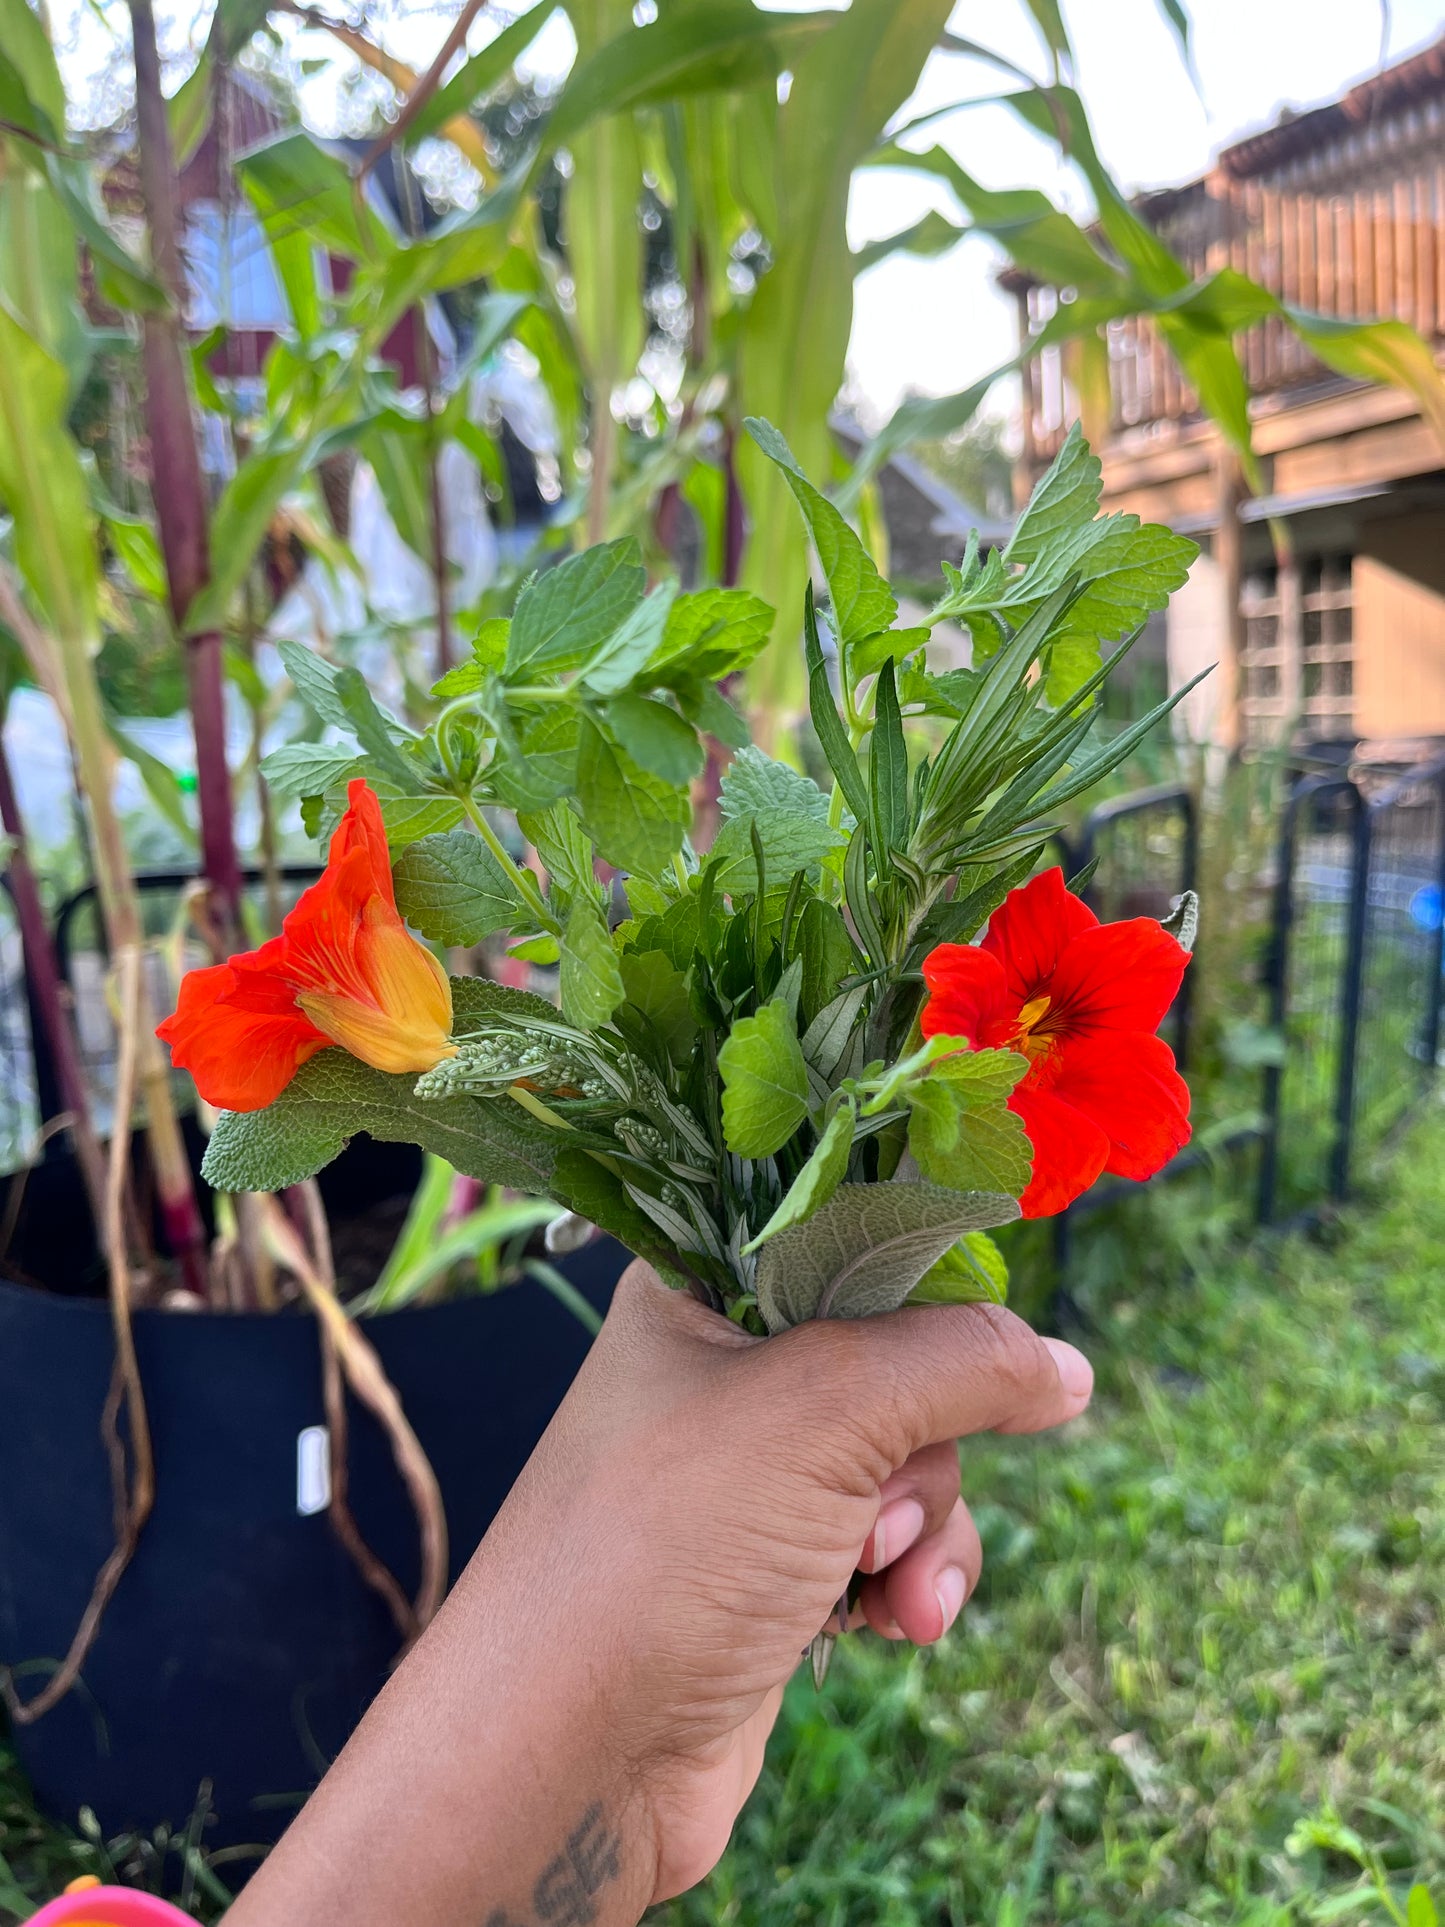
[0,180,209,1293]
[129,0,244,955]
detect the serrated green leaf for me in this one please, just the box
[392,829,524,946]
[560,898,624,1030]
[615,948,698,1069]
[277,640,414,785]
[745,416,897,646]
[718,997,809,1157]
[605,691,705,784]
[519,801,600,907]
[505,539,645,676]
[582,580,678,695]
[485,699,580,810]
[909,1230,1009,1305]
[720,744,830,823]
[575,714,689,877]
[651,586,776,682]
[676,678,751,749]
[201,1048,558,1195]
[708,808,846,895]
[755,1180,1021,1332]
[431,617,509,697]
[1002,422,1101,570]
[743,1098,855,1252]
[260,742,365,799]
[907,1047,1033,1199]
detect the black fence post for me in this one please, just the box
[1256,775,1308,1227]
[1329,782,1371,1203]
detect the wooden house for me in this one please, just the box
[1005,34,1445,756]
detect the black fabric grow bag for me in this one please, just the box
[0,1236,627,1853]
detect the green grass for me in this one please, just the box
[5,1107,1445,1924]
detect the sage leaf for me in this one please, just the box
[202,1049,558,1196]
[1161,889,1199,953]
[718,998,809,1158]
[754,1180,1021,1333]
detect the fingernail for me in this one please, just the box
[935,1565,968,1635]
[872,1497,926,1570]
[1043,1336,1093,1402]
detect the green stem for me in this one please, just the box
[459,794,558,933]
[506,1085,573,1132]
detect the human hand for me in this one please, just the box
[228,1262,1091,1927]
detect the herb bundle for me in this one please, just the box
[166,424,1200,1335]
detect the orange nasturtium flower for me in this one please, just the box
[158,780,456,1113]
[921,866,1191,1220]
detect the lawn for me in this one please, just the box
[4,1106,1444,1924]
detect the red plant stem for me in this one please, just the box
[0,732,110,1238]
[129,0,243,956]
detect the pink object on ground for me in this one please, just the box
[26,1886,196,1926]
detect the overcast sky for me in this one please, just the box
[53,0,1445,422]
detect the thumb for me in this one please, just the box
[756,1302,1093,1472]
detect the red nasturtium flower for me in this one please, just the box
[157,780,456,1113]
[921,867,1190,1219]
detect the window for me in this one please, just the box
[1238,554,1354,746]
[183,202,288,332]
[1299,555,1353,740]
[1240,566,1288,744]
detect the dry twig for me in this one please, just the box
[2,946,156,1723]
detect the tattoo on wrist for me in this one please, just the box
[484,1803,623,1927]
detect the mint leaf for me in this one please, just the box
[519,802,602,907]
[431,617,509,698]
[201,1049,558,1195]
[575,714,689,877]
[505,539,646,676]
[582,580,678,695]
[906,1047,1032,1198]
[605,691,705,784]
[1002,421,1101,568]
[720,745,830,823]
[718,998,809,1157]
[393,829,525,946]
[616,948,698,1069]
[743,1098,855,1252]
[259,742,363,799]
[708,808,846,894]
[560,897,624,1030]
[651,587,775,682]
[744,418,898,646]
[754,1180,1021,1332]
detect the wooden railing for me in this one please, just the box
[1018,87,1445,465]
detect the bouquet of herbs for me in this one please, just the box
[162,424,1201,1335]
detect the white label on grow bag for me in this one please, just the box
[297,1425,331,1516]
